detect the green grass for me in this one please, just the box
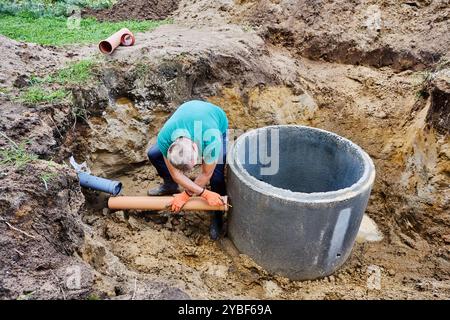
[46,59,97,85]
[19,86,69,104]
[16,290,36,300]
[86,293,101,300]
[0,13,168,46]
[19,60,93,106]
[19,59,95,110]
[0,87,9,94]
[133,62,150,79]
[0,132,38,169]
[0,1,117,17]
[40,171,56,190]
[51,59,95,84]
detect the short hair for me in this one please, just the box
[167,137,197,172]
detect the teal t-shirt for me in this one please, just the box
[157,100,228,164]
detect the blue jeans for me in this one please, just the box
[147,133,227,196]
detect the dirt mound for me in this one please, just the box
[174,0,450,71]
[0,36,67,89]
[0,160,192,299]
[0,160,95,299]
[254,0,449,71]
[83,0,180,21]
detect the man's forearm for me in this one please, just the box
[194,173,212,189]
[172,172,204,195]
[194,162,216,191]
[164,156,215,196]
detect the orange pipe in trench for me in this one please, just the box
[108,196,229,212]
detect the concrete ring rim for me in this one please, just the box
[228,125,376,204]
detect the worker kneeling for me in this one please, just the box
[147,100,228,240]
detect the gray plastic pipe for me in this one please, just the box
[227,125,376,280]
[78,172,122,196]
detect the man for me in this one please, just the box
[147,100,228,240]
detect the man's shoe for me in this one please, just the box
[209,212,224,241]
[147,183,179,196]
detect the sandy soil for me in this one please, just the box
[0,1,449,300]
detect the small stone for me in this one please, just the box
[263,281,282,298]
[111,211,127,224]
[205,263,229,278]
[84,215,99,225]
[13,74,29,88]
[153,224,162,231]
[373,110,387,119]
[164,220,173,230]
[415,281,432,291]
[127,216,143,231]
[443,234,450,244]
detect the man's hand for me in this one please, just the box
[171,191,191,212]
[201,189,224,207]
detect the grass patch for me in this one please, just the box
[86,293,101,300]
[28,59,98,87]
[133,62,150,79]
[414,58,450,100]
[19,86,69,104]
[48,59,97,85]
[0,13,169,46]
[51,59,95,84]
[0,87,9,94]
[40,171,56,190]
[0,132,38,169]
[16,291,36,300]
[0,1,117,17]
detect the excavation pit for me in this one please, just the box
[228,125,376,280]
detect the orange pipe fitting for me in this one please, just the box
[121,32,135,46]
[108,196,229,212]
[99,28,135,54]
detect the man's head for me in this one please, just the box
[167,137,199,172]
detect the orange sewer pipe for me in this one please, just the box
[99,28,135,54]
[108,196,229,212]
